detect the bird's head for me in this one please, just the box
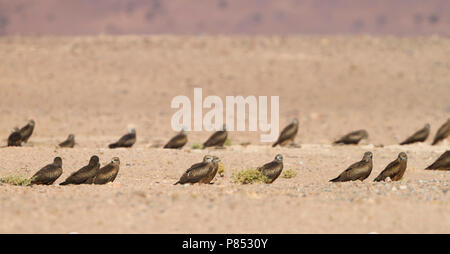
[111,157,120,166]
[398,152,407,161]
[274,154,283,162]
[29,119,35,126]
[363,151,373,161]
[222,124,227,131]
[89,155,100,165]
[54,157,63,166]
[292,118,299,125]
[68,134,75,140]
[203,155,214,163]
[424,123,430,129]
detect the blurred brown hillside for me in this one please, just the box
[0,0,449,35]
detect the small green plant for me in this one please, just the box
[281,169,297,179]
[233,168,269,184]
[217,162,225,177]
[0,175,32,186]
[224,138,232,146]
[191,143,203,149]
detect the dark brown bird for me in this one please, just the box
[272,119,299,147]
[30,157,63,185]
[59,156,100,185]
[334,129,368,145]
[163,130,188,149]
[330,152,373,182]
[432,119,450,145]
[425,150,450,170]
[374,152,408,182]
[201,156,221,184]
[174,155,214,185]
[19,119,35,143]
[109,128,136,148]
[59,134,75,148]
[203,125,228,148]
[92,157,121,184]
[7,127,22,147]
[257,154,284,184]
[400,124,430,145]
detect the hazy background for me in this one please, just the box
[0,0,449,36]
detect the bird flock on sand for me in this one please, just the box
[2,117,450,186]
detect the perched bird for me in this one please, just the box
[425,150,450,170]
[257,154,284,184]
[330,152,373,182]
[203,124,228,148]
[163,129,188,149]
[201,156,221,184]
[174,155,214,185]
[109,128,136,148]
[374,152,408,182]
[333,129,368,145]
[92,157,121,184]
[19,119,35,143]
[272,119,299,147]
[432,119,450,145]
[7,127,22,147]
[59,156,100,185]
[59,134,75,148]
[30,157,63,185]
[400,124,430,145]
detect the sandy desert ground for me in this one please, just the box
[0,35,449,233]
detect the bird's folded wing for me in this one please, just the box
[185,164,211,182]
[377,160,399,179]
[166,134,187,147]
[278,124,297,140]
[342,161,369,178]
[259,161,281,177]
[185,162,207,173]
[205,131,227,145]
[429,152,450,169]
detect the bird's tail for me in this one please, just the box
[373,176,382,182]
[173,181,180,185]
[333,140,342,145]
[24,178,33,186]
[108,143,118,149]
[59,181,69,186]
[329,176,340,182]
[431,139,438,145]
[272,141,278,147]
